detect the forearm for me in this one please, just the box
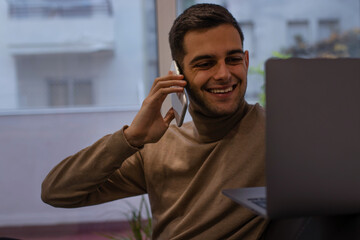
[41,127,140,208]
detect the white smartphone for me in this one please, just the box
[170,60,188,127]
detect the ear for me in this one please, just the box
[244,50,250,69]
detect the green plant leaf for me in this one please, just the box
[271,51,292,59]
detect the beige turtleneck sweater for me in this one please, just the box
[42,102,268,239]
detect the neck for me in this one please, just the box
[189,100,248,143]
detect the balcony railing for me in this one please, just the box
[8,0,112,18]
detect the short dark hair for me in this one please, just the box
[169,4,244,67]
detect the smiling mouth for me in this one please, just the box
[206,84,237,94]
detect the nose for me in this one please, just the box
[213,60,231,81]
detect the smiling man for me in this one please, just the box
[42,4,267,239]
[182,24,248,117]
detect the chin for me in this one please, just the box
[204,104,240,117]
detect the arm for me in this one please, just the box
[41,128,144,208]
[41,73,186,207]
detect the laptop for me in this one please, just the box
[223,58,360,219]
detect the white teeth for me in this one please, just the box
[208,86,233,94]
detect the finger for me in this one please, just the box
[152,74,182,84]
[151,74,184,87]
[150,73,185,92]
[163,108,175,126]
[154,79,186,89]
[153,86,186,103]
[142,85,184,111]
[149,81,186,98]
[150,80,184,97]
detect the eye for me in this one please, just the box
[193,60,216,70]
[226,56,244,65]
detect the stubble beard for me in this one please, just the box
[186,81,246,118]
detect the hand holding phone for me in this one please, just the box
[170,60,188,127]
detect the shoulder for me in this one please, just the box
[242,103,265,127]
[247,103,265,117]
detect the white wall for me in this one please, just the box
[0,109,149,227]
[0,0,17,109]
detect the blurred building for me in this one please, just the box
[0,0,158,110]
[179,0,360,102]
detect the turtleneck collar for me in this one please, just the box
[188,100,249,143]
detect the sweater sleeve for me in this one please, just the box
[41,126,147,208]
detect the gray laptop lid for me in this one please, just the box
[265,58,360,218]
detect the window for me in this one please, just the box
[2,0,158,111]
[178,0,360,104]
[48,80,69,106]
[48,79,93,107]
[318,19,340,41]
[8,0,113,18]
[1,0,359,239]
[0,0,158,237]
[287,20,310,47]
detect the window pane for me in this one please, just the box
[177,0,360,104]
[48,80,69,107]
[0,0,157,238]
[318,19,340,41]
[287,20,310,47]
[1,0,158,112]
[73,80,93,106]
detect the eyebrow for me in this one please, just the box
[189,49,245,66]
[228,49,245,55]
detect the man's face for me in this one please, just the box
[182,24,249,117]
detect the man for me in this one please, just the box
[42,4,268,239]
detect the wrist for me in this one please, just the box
[123,126,144,149]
